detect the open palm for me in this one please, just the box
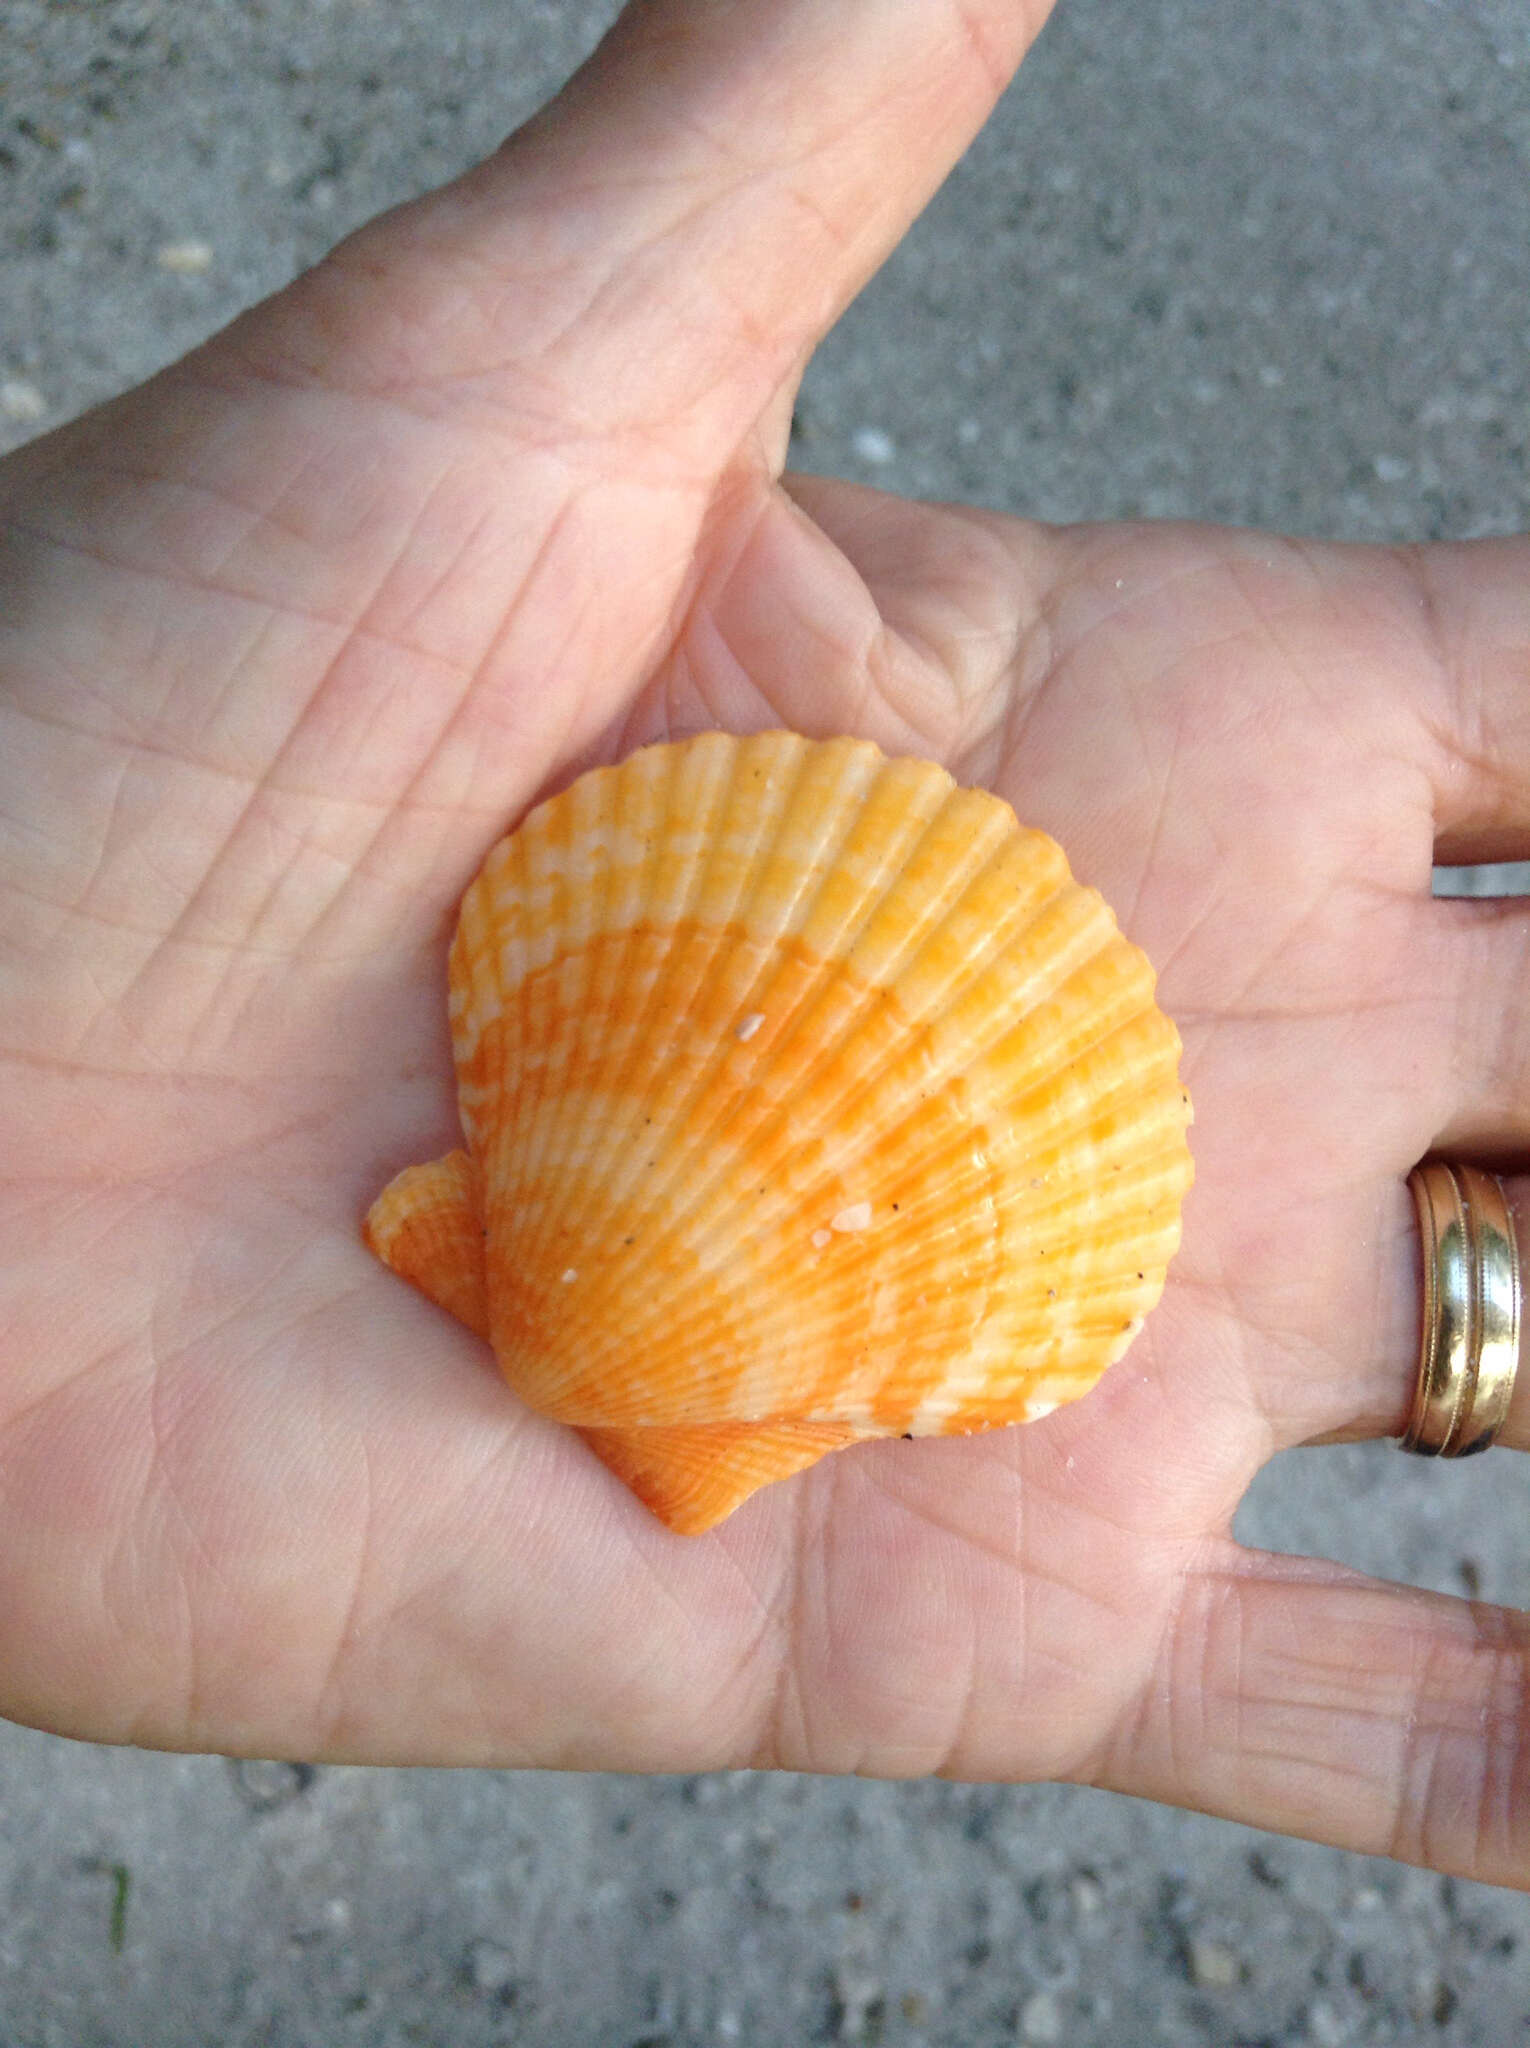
[2,0,1526,1887]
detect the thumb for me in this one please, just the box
[256,0,1057,462]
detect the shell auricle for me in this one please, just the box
[365,731,1193,1533]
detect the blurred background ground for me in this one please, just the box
[2,1,1529,2042]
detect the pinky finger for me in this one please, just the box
[1095,1544,1530,1889]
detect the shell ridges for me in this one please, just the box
[367,732,1193,1532]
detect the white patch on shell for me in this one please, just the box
[560,1268,578,1284]
[905,1391,956,1434]
[830,1201,872,1233]
[810,1228,833,1250]
[734,1011,765,1042]
[1023,1396,1059,1423]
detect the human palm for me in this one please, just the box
[2,0,1526,1886]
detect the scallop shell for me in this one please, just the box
[365,731,1192,1533]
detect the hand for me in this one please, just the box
[2,0,1526,1887]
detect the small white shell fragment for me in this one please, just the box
[735,1012,765,1042]
[560,1268,578,1284]
[852,426,895,465]
[811,1228,833,1250]
[830,1202,872,1233]
[156,239,214,273]
[0,380,47,423]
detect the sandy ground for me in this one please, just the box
[3,0,1529,2041]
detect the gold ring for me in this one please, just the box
[1401,1162,1520,1457]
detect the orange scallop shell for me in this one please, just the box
[365,732,1193,1533]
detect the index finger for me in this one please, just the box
[294,0,1056,456]
[1101,1542,1530,1890]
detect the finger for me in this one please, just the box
[1424,900,1530,1152]
[1098,1544,1530,1888]
[1406,538,1530,864]
[1266,1165,1530,1454]
[278,0,1055,456]
[617,477,1052,761]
